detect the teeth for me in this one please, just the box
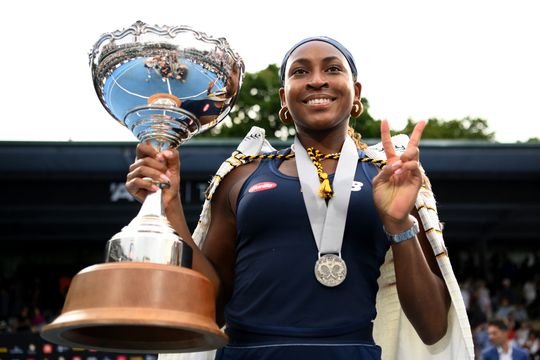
[307,98,332,105]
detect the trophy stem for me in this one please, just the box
[105,187,192,266]
[137,187,164,218]
[124,106,201,150]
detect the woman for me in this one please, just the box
[126,37,459,359]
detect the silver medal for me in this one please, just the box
[295,136,358,289]
[314,253,347,287]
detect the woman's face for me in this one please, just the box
[280,41,361,133]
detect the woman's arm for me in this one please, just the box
[386,211,450,345]
[373,120,450,345]
[200,161,259,326]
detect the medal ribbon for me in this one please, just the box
[294,135,359,254]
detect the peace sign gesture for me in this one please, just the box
[372,119,427,232]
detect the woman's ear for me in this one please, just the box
[279,87,286,107]
[354,82,362,102]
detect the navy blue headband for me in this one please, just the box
[279,36,358,84]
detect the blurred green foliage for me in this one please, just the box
[204,65,495,141]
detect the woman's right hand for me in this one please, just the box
[125,143,181,209]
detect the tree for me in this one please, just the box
[205,66,495,141]
[205,64,282,138]
[399,117,495,140]
[348,98,380,140]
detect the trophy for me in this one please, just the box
[41,21,244,353]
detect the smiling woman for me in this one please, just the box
[126,36,474,360]
[278,38,361,143]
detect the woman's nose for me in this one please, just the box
[306,71,328,89]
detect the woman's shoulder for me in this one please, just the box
[211,159,261,213]
[212,147,291,208]
[227,158,261,182]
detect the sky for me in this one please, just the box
[1,0,538,143]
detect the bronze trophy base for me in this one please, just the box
[41,262,227,353]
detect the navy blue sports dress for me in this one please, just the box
[215,150,389,360]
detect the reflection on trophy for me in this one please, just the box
[41,21,244,353]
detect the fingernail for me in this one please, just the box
[165,170,173,178]
[392,160,402,169]
[163,150,173,158]
[151,185,160,192]
[160,174,171,183]
[156,154,165,163]
[394,168,403,175]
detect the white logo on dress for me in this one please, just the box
[351,181,364,192]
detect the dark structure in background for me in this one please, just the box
[1,139,540,315]
[2,139,540,271]
[1,139,540,272]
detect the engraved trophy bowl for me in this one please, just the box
[41,21,244,353]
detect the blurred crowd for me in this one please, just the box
[457,250,540,359]
[0,268,71,335]
[2,250,540,359]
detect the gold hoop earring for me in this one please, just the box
[279,107,293,124]
[350,101,363,118]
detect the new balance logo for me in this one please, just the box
[351,181,364,192]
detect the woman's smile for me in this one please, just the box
[303,95,337,107]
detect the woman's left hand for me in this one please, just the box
[372,119,427,232]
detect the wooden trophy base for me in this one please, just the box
[41,262,227,353]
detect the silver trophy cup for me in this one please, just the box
[41,21,244,353]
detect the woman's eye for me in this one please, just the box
[292,68,307,75]
[327,65,341,72]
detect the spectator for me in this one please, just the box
[14,306,31,333]
[482,319,529,360]
[30,306,45,332]
[524,280,537,306]
[515,322,531,347]
[496,298,516,320]
[514,304,529,323]
[506,315,517,341]
[474,323,491,356]
[523,331,539,358]
[477,280,493,318]
[469,295,488,329]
